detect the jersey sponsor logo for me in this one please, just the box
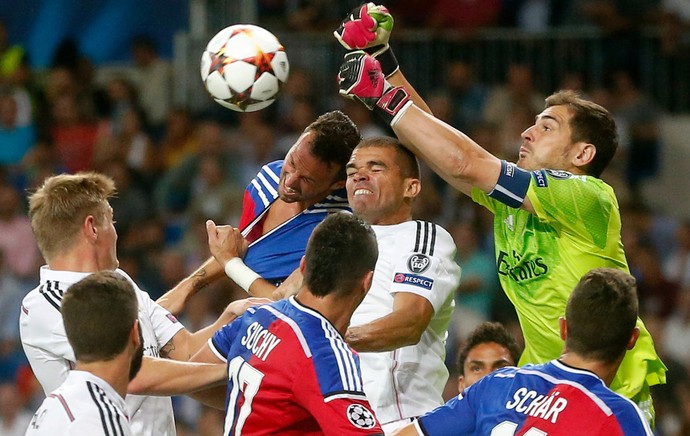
[347,404,376,429]
[504,214,515,232]
[393,273,434,290]
[545,169,573,179]
[532,170,548,187]
[241,322,282,362]
[407,254,431,273]
[505,387,569,424]
[496,250,549,282]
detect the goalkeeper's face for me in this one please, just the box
[517,105,581,173]
[279,132,343,204]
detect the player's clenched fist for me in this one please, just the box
[337,51,385,109]
[334,3,399,77]
[334,2,393,51]
[337,51,413,127]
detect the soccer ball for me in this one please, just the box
[200,24,289,112]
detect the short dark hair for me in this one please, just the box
[355,136,421,179]
[306,111,361,182]
[545,90,618,177]
[565,268,638,363]
[62,271,138,363]
[457,322,521,375]
[303,213,378,298]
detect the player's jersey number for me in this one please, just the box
[224,356,265,435]
[492,421,547,436]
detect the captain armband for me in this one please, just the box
[224,258,262,293]
[487,160,531,209]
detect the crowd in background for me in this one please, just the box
[2,1,690,435]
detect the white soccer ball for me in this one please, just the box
[200,24,289,112]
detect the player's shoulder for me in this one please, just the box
[378,220,455,254]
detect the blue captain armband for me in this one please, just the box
[487,160,531,208]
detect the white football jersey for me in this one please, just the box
[20,267,184,436]
[25,371,133,436]
[349,221,461,425]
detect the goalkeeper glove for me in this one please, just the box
[334,3,399,77]
[337,51,412,126]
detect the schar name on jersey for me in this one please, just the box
[393,273,434,290]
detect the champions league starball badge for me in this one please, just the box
[407,254,431,274]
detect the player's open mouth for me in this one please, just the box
[354,189,372,196]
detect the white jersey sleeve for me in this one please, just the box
[386,221,461,313]
[116,269,184,350]
[20,282,76,395]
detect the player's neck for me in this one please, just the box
[75,357,131,398]
[295,291,356,335]
[558,353,621,386]
[49,247,102,273]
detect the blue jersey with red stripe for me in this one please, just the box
[211,297,382,436]
[239,161,350,284]
[417,360,652,436]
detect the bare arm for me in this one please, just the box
[156,256,225,315]
[393,105,502,197]
[187,342,232,409]
[345,292,434,352]
[162,297,272,361]
[128,356,225,396]
[390,423,421,436]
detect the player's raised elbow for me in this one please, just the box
[450,150,502,194]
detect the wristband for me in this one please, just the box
[224,258,261,293]
[371,45,399,78]
[374,86,413,127]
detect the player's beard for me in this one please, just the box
[128,328,144,381]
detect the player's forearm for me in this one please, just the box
[128,356,226,396]
[387,70,432,115]
[248,278,278,299]
[345,313,426,352]
[393,105,499,195]
[156,256,225,315]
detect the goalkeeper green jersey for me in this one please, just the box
[472,168,666,400]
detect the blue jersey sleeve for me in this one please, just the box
[418,388,479,435]
[210,311,248,360]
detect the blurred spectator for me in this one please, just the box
[187,154,243,225]
[0,21,25,85]
[607,69,663,198]
[443,60,489,132]
[630,240,679,318]
[664,220,690,291]
[0,382,32,436]
[131,35,173,138]
[275,97,319,155]
[483,62,544,157]
[427,0,502,34]
[447,221,501,363]
[157,107,200,172]
[0,91,35,166]
[662,291,690,372]
[0,183,40,280]
[98,158,151,236]
[48,92,99,172]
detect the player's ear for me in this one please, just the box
[131,320,141,347]
[457,375,466,392]
[572,142,595,168]
[330,179,346,191]
[362,270,374,293]
[83,215,98,242]
[627,327,640,350]
[558,316,567,341]
[299,256,306,274]
[404,178,421,200]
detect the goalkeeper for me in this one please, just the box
[333,3,666,426]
